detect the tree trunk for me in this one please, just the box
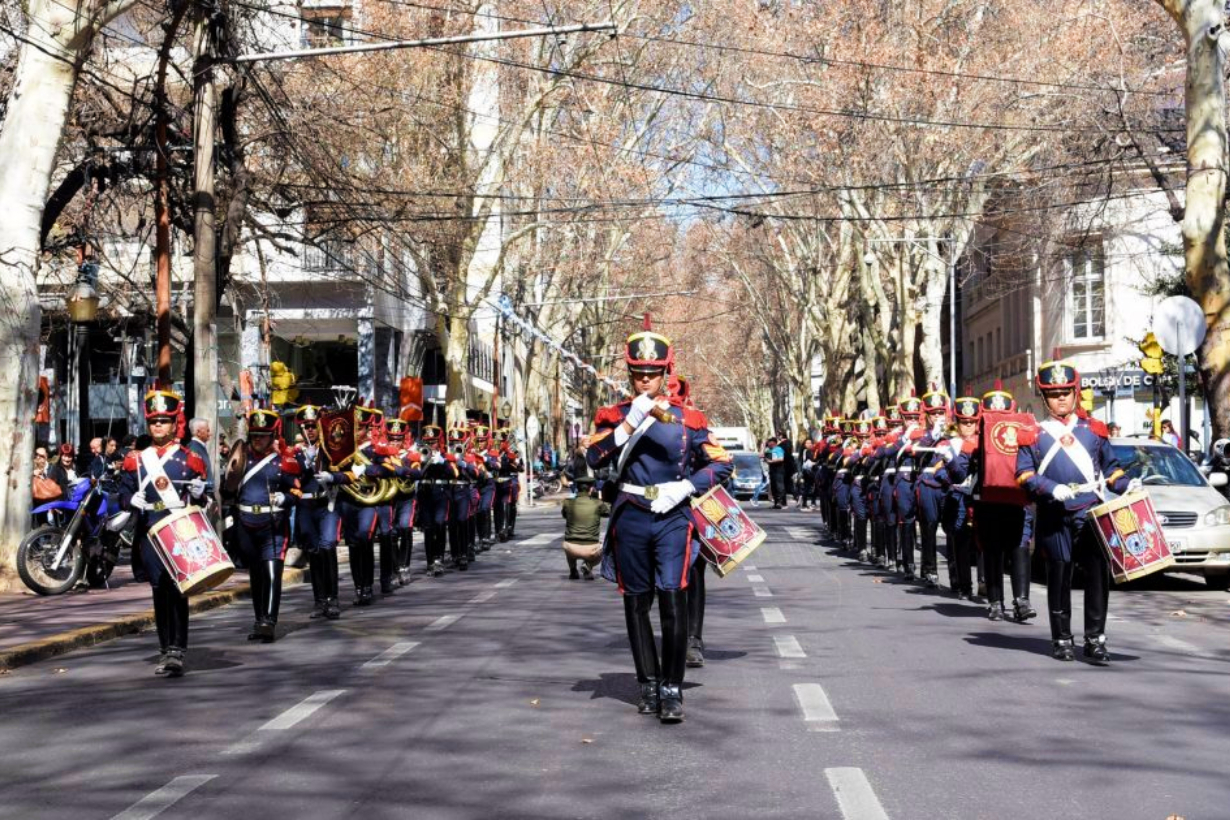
[192,7,220,481]
[441,312,471,427]
[0,0,87,587]
[1157,0,1230,437]
[917,256,949,391]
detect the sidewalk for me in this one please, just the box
[0,552,314,671]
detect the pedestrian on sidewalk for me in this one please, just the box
[767,437,786,508]
[561,476,608,580]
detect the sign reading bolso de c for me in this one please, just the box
[1080,369,1156,396]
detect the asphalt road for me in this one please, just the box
[1,503,1228,820]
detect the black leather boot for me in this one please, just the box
[1050,611,1074,661]
[324,549,341,619]
[397,530,412,585]
[1013,597,1038,622]
[379,534,396,595]
[658,589,689,724]
[1083,634,1111,665]
[686,562,706,668]
[248,563,267,640]
[624,592,660,715]
[152,581,171,656]
[352,543,373,606]
[255,560,283,643]
[308,551,327,618]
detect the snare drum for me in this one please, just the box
[1088,490,1175,584]
[690,485,767,577]
[147,506,235,596]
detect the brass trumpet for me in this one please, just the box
[341,450,398,505]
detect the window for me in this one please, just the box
[301,9,348,47]
[1068,244,1105,341]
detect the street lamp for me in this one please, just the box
[66,262,100,323]
[500,400,512,423]
[66,257,99,451]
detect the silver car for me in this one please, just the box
[727,451,765,499]
[1112,439,1230,590]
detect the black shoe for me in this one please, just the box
[637,681,661,715]
[858,550,870,563]
[458,559,469,571]
[924,573,939,589]
[248,621,265,640]
[155,649,184,677]
[1084,636,1111,665]
[380,578,395,595]
[324,598,341,620]
[987,604,1004,622]
[902,570,915,581]
[659,684,684,723]
[354,589,373,607]
[581,565,595,581]
[1013,598,1038,622]
[957,592,970,601]
[310,599,327,619]
[1052,639,1075,662]
[431,561,444,577]
[686,637,705,668]
[249,620,275,642]
[569,569,581,580]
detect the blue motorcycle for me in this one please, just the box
[18,470,132,595]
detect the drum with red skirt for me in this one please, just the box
[1088,489,1175,584]
[147,506,235,595]
[690,485,766,577]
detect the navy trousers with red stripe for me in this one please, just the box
[601,498,695,595]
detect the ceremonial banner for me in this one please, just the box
[320,405,358,469]
[690,485,766,577]
[399,377,424,422]
[1089,490,1175,584]
[978,411,1037,505]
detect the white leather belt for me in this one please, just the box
[619,482,660,501]
[239,504,280,514]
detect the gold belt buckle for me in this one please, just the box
[644,485,659,501]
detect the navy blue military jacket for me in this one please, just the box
[1016,415,1128,515]
[586,398,733,512]
[120,443,207,528]
[229,446,300,528]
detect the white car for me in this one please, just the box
[1111,439,1230,590]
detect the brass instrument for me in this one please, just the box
[647,385,678,424]
[340,450,399,505]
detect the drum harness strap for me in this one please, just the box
[1037,419,1106,500]
[138,447,185,511]
[239,452,279,505]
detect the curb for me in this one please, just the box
[0,566,309,672]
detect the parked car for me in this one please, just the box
[727,452,765,499]
[1112,438,1230,590]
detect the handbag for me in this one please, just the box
[32,475,62,502]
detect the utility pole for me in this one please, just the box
[192,2,220,469]
[154,6,187,385]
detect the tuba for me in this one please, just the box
[341,450,398,505]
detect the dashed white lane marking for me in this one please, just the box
[519,533,558,545]
[468,589,498,605]
[825,767,889,819]
[361,642,420,669]
[260,689,347,731]
[1155,634,1201,655]
[224,690,347,755]
[495,578,519,588]
[747,574,766,583]
[111,775,217,820]
[774,635,805,659]
[743,564,757,571]
[426,614,461,631]
[753,586,773,597]
[794,683,839,731]
[761,607,786,624]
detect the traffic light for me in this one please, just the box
[1139,332,1165,375]
[1080,388,1094,412]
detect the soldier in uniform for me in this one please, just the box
[120,387,208,676]
[384,418,422,586]
[416,425,451,577]
[938,394,981,599]
[848,417,874,561]
[892,395,925,579]
[223,407,301,642]
[916,388,952,588]
[476,429,499,551]
[497,434,524,541]
[975,386,1039,621]
[292,405,343,620]
[446,426,476,570]
[873,408,904,569]
[587,321,732,723]
[1016,361,1136,663]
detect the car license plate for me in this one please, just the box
[1167,539,1184,554]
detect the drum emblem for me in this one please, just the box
[990,422,1020,456]
[719,516,742,539]
[1124,533,1147,557]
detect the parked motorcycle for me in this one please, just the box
[529,469,563,498]
[17,470,132,596]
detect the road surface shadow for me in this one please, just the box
[922,601,989,618]
[571,672,700,706]
[964,630,1142,663]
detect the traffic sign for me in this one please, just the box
[525,414,540,441]
[1154,295,1206,357]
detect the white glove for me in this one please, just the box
[431,451,445,465]
[1051,484,1076,502]
[351,464,367,477]
[270,492,286,508]
[129,493,152,511]
[650,479,696,514]
[624,393,657,430]
[314,471,335,485]
[187,477,207,499]
[1126,478,1143,493]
